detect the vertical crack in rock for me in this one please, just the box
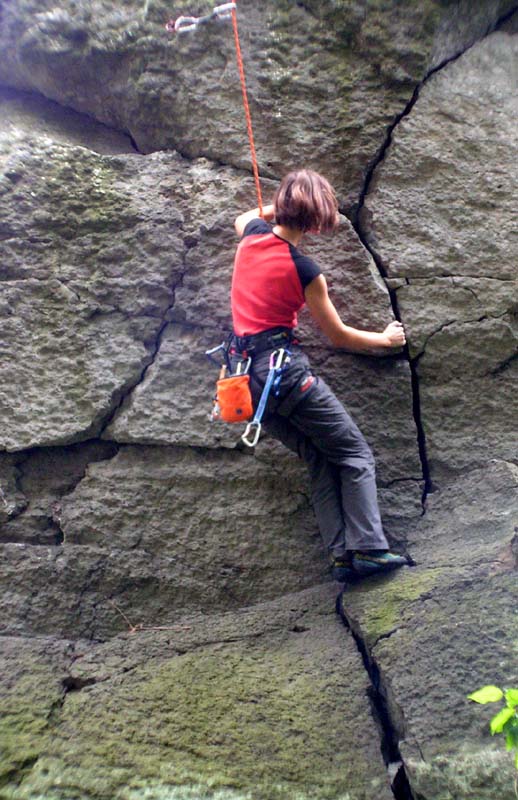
[352,6,518,506]
[352,4,518,508]
[350,40,506,507]
[352,216,432,506]
[337,598,416,800]
[97,229,201,438]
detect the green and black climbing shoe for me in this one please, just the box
[331,554,356,583]
[352,550,408,576]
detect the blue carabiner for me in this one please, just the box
[241,348,290,447]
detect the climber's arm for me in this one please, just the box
[234,204,275,237]
[305,274,406,353]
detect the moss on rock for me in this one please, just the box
[344,567,445,646]
[3,612,392,800]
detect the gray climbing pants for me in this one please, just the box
[250,346,389,557]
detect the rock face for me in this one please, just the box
[0,3,517,800]
[1,588,395,800]
[361,31,518,485]
[0,0,515,206]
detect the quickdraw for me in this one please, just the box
[165,0,263,216]
[166,3,236,34]
[241,349,291,448]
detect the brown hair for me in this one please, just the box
[274,169,338,233]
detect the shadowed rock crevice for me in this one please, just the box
[0,441,119,546]
[0,757,39,792]
[353,13,518,493]
[337,598,416,800]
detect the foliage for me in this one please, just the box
[468,685,518,797]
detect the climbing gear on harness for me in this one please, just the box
[241,348,291,448]
[165,0,263,216]
[206,342,253,423]
[214,373,254,423]
[205,341,232,372]
[166,3,236,33]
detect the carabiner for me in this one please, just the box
[172,15,199,33]
[241,420,261,448]
[213,2,236,19]
[270,348,286,370]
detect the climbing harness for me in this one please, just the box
[241,348,291,448]
[165,0,263,216]
[205,344,291,446]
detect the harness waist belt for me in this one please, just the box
[233,327,295,355]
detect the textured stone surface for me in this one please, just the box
[0,84,135,154]
[0,636,74,789]
[1,6,517,800]
[0,126,176,450]
[0,587,394,800]
[0,109,251,451]
[361,32,518,483]
[0,1,515,204]
[0,445,327,640]
[0,453,27,525]
[340,460,518,799]
[0,442,117,545]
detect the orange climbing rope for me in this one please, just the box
[166,2,264,216]
[229,3,264,216]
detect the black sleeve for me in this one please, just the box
[241,218,272,238]
[290,247,322,289]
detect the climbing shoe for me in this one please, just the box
[331,554,356,583]
[352,550,408,576]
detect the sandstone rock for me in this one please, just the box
[0,441,117,545]
[361,32,518,483]
[0,1,515,204]
[0,636,74,789]
[0,125,176,450]
[0,586,394,800]
[0,453,27,525]
[0,108,250,451]
[340,460,518,799]
[105,323,245,449]
[0,85,135,154]
[0,444,328,639]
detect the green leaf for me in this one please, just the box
[468,686,504,704]
[490,707,516,734]
[505,688,518,709]
[504,720,518,751]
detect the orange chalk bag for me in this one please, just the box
[204,344,254,424]
[214,371,253,423]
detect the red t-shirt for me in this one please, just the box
[231,219,321,336]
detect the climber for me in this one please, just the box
[230,169,409,582]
